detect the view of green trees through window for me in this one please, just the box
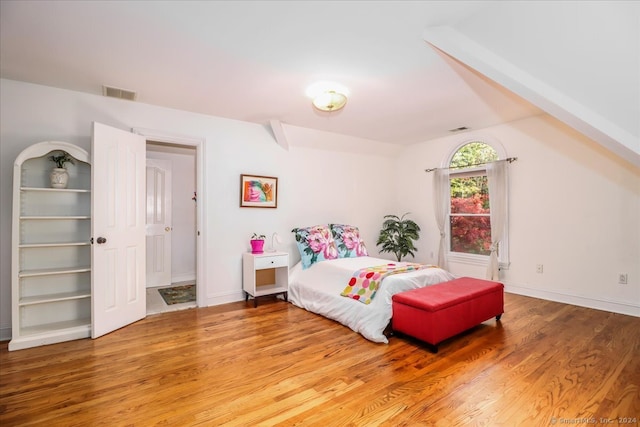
[449,142,498,255]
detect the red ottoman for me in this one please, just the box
[392,277,504,352]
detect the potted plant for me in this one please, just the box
[250,233,266,254]
[48,151,75,189]
[376,213,421,262]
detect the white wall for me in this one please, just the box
[0,79,399,339]
[2,78,638,341]
[396,114,640,316]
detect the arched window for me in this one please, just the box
[445,140,509,269]
[449,142,497,256]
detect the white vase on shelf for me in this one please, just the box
[50,168,69,189]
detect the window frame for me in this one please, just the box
[444,138,510,269]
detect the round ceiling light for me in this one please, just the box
[306,81,349,112]
[312,90,348,112]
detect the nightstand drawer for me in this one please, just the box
[254,255,288,270]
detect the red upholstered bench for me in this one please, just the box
[392,277,504,352]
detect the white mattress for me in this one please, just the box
[288,256,455,343]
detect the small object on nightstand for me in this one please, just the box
[267,232,282,252]
[250,233,266,254]
[242,251,289,307]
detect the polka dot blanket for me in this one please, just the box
[340,262,429,304]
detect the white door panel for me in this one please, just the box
[146,159,172,287]
[92,122,146,339]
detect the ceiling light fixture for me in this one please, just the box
[306,81,349,112]
[312,90,348,112]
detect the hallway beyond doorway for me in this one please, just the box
[146,282,197,315]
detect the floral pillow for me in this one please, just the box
[292,225,339,269]
[329,224,369,258]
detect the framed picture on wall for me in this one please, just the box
[240,174,278,208]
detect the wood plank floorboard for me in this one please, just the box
[1,293,638,426]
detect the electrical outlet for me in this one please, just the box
[536,264,543,274]
[618,273,628,284]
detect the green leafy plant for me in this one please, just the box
[48,151,75,169]
[251,233,266,240]
[376,213,421,262]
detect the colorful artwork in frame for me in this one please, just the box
[240,174,278,208]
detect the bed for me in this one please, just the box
[288,256,456,343]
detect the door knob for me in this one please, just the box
[165,227,171,232]
[97,237,107,244]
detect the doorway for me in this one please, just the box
[133,127,205,315]
[146,142,197,315]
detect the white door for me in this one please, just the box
[146,159,172,288]
[91,122,146,339]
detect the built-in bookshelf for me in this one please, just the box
[9,141,92,351]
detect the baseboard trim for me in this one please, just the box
[202,290,245,307]
[504,283,640,317]
[172,273,196,284]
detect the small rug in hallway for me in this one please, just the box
[158,284,196,305]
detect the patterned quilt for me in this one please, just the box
[341,262,428,304]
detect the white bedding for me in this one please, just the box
[288,256,455,343]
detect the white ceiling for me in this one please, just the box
[0,1,542,145]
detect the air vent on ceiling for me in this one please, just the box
[102,85,137,101]
[448,126,469,133]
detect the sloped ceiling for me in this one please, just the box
[435,1,640,167]
[1,1,637,165]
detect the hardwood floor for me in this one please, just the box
[1,293,638,426]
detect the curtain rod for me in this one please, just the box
[424,157,518,172]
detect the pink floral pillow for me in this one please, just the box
[292,225,339,269]
[329,224,368,258]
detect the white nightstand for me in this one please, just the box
[242,251,289,307]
